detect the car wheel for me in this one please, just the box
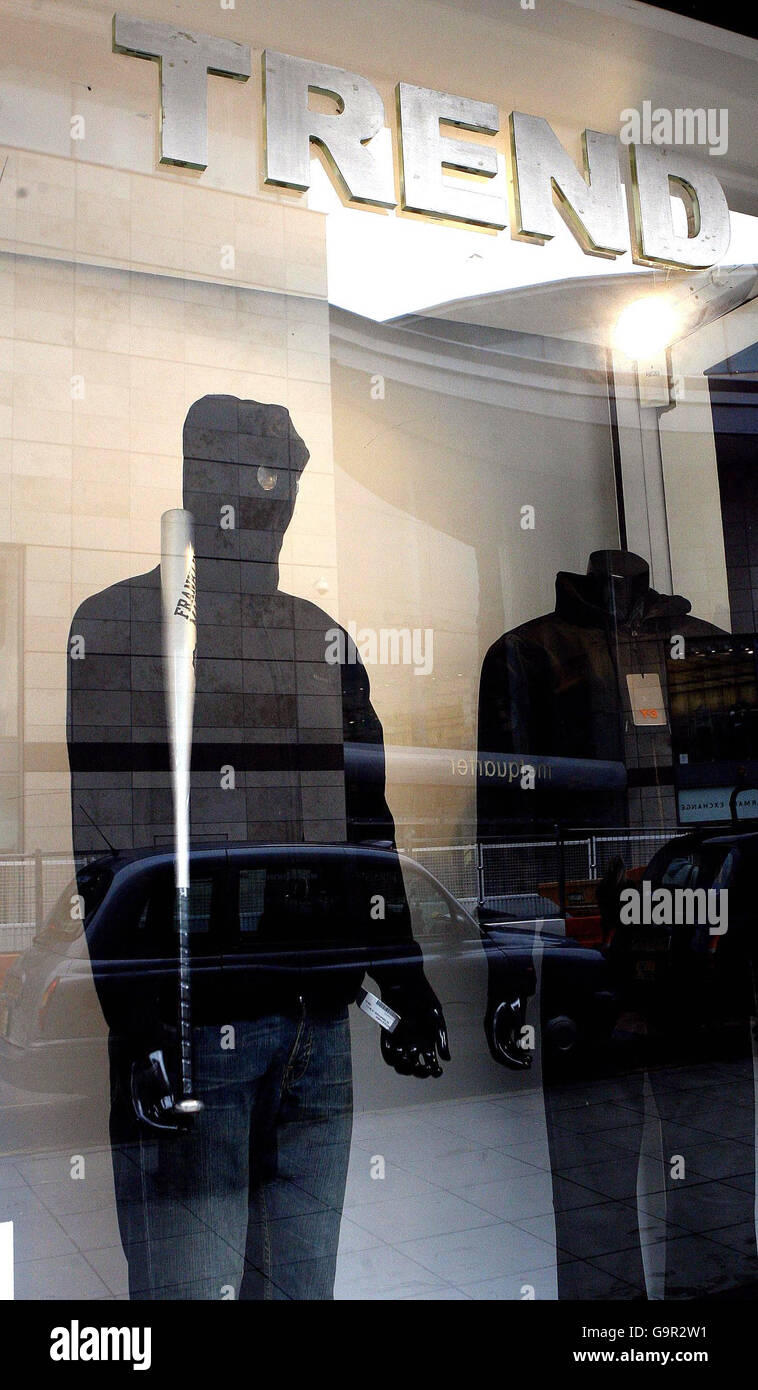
[544,1013,579,1055]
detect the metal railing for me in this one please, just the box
[408,844,480,910]
[0,828,685,956]
[0,853,77,954]
[407,829,681,920]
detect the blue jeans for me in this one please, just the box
[111,1006,353,1299]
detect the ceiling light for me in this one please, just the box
[613,295,680,358]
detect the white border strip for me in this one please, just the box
[0,1221,13,1300]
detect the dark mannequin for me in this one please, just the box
[478,550,754,1300]
[67,395,448,1300]
[587,549,651,624]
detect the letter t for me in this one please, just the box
[113,13,251,168]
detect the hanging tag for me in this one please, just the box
[356,988,400,1032]
[626,673,667,726]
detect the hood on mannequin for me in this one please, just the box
[180,395,310,589]
[587,550,650,623]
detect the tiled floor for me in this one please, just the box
[2,1053,757,1300]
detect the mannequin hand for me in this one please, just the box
[379,980,450,1078]
[130,1048,179,1131]
[484,996,532,1069]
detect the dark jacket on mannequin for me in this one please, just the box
[477,550,724,833]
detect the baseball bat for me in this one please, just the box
[161,508,203,1117]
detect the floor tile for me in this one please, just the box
[515,1201,648,1262]
[458,1266,560,1300]
[333,1244,449,1300]
[638,1179,753,1235]
[457,1172,556,1221]
[55,1203,123,1251]
[15,1147,115,1187]
[398,1221,558,1284]
[0,1187,78,1261]
[349,1190,499,1243]
[703,1221,758,1257]
[14,1252,112,1300]
[82,1243,129,1297]
[343,1152,437,1208]
[684,1139,755,1182]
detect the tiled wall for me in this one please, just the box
[0,150,335,854]
[0,149,326,298]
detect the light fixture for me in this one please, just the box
[613,295,681,359]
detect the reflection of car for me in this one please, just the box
[607,827,757,1028]
[0,844,617,1096]
[477,903,618,1067]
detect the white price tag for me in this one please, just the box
[626,673,667,727]
[357,989,400,1033]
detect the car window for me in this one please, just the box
[239,868,266,934]
[349,856,412,939]
[133,868,220,952]
[402,865,458,942]
[174,877,213,935]
[35,865,113,946]
[661,855,697,888]
[231,857,351,946]
[657,844,732,897]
